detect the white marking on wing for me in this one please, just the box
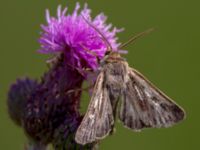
[134,85,143,101]
[89,114,95,125]
[144,89,152,98]
[98,93,103,110]
[93,92,102,110]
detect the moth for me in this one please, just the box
[75,20,185,145]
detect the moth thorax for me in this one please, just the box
[105,62,128,90]
[110,52,121,58]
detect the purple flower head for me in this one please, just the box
[23,55,84,145]
[7,78,38,126]
[39,3,123,71]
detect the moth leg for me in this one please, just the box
[65,85,93,95]
[82,68,93,72]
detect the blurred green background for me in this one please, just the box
[0,0,199,149]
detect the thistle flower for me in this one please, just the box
[7,78,38,126]
[23,54,84,145]
[39,3,122,71]
[7,3,123,150]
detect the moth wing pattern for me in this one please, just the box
[119,68,185,131]
[75,72,114,145]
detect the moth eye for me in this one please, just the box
[105,51,111,56]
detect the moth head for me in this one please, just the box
[101,52,123,65]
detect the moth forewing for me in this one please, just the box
[75,72,114,145]
[118,66,185,131]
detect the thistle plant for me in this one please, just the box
[7,3,122,150]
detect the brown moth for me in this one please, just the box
[75,20,185,145]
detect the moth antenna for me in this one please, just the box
[81,14,113,52]
[79,43,98,57]
[79,43,101,63]
[119,28,154,49]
